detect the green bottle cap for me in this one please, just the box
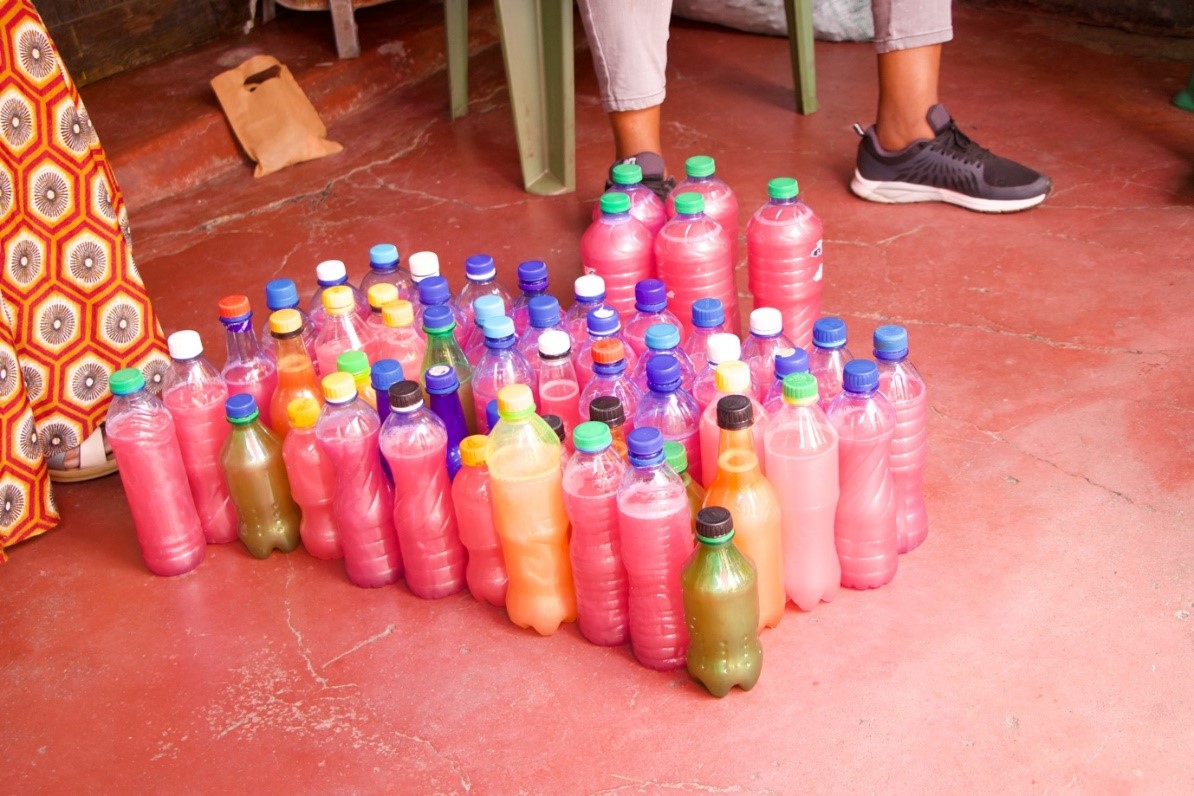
[768,177,799,200]
[610,163,643,186]
[695,506,735,544]
[673,192,705,215]
[663,440,688,474]
[573,420,611,453]
[685,155,716,178]
[599,192,632,215]
[782,372,818,404]
[336,349,370,376]
[110,368,144,396]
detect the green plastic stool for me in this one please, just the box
[1174,68,1194,113]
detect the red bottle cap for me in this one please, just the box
[218,294,252,318]
[591,338,624,365]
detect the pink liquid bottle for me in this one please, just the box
[416,276,469,348]
[683,298,726,376]
[374,299,426,384]
[742,307,795,402]
[456,253,513,331]
[563,420,630,646]
[452,435,508,607]
[762,348,810,415]
[218,295,279,431]
[631,323,697,395]
[282,396,342,560]
[579,339,642,432]
[666,155,740,271]
[315,372,403,588]
[106,368,206,576]
[472,316,536,433]
[623,279,683,359]
[746,177,824,349]
[314,285,377,377]
[762,373,840,610]
[536,330,582,443]
[309,259,370,334]
[464,294,506,366]
[563,274,614,341]
[379,380,468,599]
[692,333,757,412]
[873,325,929,554]
[360,243,415,304]
[580,192,655,317]
[656,192,739,337]
[517,295,569,369]
[809,316,854,413]
[828,360,898,590]
[616,426,693,670]
[698,360,767,489]
[633,355,703,485]
[260,279,319,371]
[365,283,401,336]
[591,163,667,237]
[574,306,639,392]
[161,330,238,545]
[509,260,550,337]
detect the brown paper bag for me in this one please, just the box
[211,55,343,178]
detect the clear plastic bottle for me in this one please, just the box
[315,372,403,587]
[365,283,401,336]
[336,350,376,411]
[563,421,630,646]
[563,274,615,342]
[423,364,470,479]
[692,332,757,411]
[702,395,784,629]
[631,323,697,395]
[509,260,550,337]
[623,279,683,360]
[579,338,642,432]
[415,275,468,348]
[161,330,238,545]
[591,163,667,236]
[616,426,693,670]
[420,305,477,436]
[588,396,629,462]
[762,347,810,415]
[107,368,206,576]
[683,297,727,376]
[375,299,426,383]
[309,259,369,333]
[282,396,342,560]
[746,178,824,350]
[574,306,639,392]
[634,355,702,485]
[379,380,467,599]
[464,294,506,365]
[360,243,414,303]
[809,317,854,412]
[486,384,576,635]
[472,316,536,433]
[698,360,768,488]
[682,506,763,697]
[314,285,377,377]
[260,278,319,369]
[517,295,569,369]
[218,294,279,430]
[873,325,929,554]
[456,253,513,330]
[220,394,302,559]
[269,308,322,438]
[763,373,839,610]
[656,192,739,337]
[581,192,655,317]
[741,307,796,401]
[827,360,898,590]
[664,440,706,536]
[666,155,740,271]
[452,435,508,608]
[536,330,581,444]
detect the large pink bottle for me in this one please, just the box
[563,420,630,646]
[591,163,667,237]
[281,396,342,560]
[580,192,655,317]
[315,285,377,378]
[809,317,854,412]
[315,372,403,588]
[746,177,824,349]
[161,330,238,544]
[698,361,767,489]
[536,330,582,443]
[218,295,278,430]
[623,279,683,359]
[762,373,839,610]
[666,155,740,279]
[656,192,739,337]
[452,436,507,607]
[873,325,929,553]
[827,360,898,589]
[379,380,467,598]
[106,368,206,576]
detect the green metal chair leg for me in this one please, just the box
[784,0,818,114]
[445,0,469,119]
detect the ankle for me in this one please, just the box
[875,119,935,152]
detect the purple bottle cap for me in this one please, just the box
[423,305,455,331]
[418,275,452,306]
[486,399,500,430]
[813,317,848,349]
[634,279,668,313]
[873,324,909,360]
[371,359,404,392]
[264,279,300,311]
[587,307,620,335]
[774,348,810,379]
[646,355,682,392]
[691,298,724,329]
[517,260,549,291]
[424,364,460,394]
[465,253,496,281]
[626,426,666,465]
[528,295,561,329]
[225,393,258,420]
[842,359,879,393]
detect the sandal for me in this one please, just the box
[47,424,118,483]
[605,151,676,201]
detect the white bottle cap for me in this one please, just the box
[408,251,441,282]
[706,332,742,365]
[538,329,571,358]
[315,259,347,284]
[749,307,784,337]
[574,274,606,299]
[167,330,204,360]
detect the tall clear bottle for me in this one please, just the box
[424,364,470,479]
[452,435,508,607]
[360,243,414,303]
[574,307,639,392]
[633,355,702,485]
[509,260,550,337]
[472,316,536,433]
[873,325,929,553]
[219,294,279,429]
[656,192,738,338]
[535,330,581,443]
[309,259,369,332]
[375,299,426,383]
[666,155,740,271]
[260,278,318,368]
[456,253,512,330]
[282,396,342,560]
[623,279,682,359]
[809,317,854,412]
[269,309,322,439]
[563,274,614,341]
[314,285,377,377]
[421,305,476,435]
[580,193,654,317]
[592,163,667,236]
[741,307,795,401]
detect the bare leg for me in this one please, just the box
[875,44,941,151]
[609,106,663,162]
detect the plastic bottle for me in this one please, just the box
[746,177,824,349]
[693,332,756,411]
[485,399,500,434]
[517,295,568,369]
[542,413,570,458]
[464,294,507,365]
[472,316,536,432]
[309,259,370,332]
[365,283,401,336]
[220,394,302,559]
[106,368,206,576]
[563,421,630,646]
[314,285,377,378]
[664,440,706,536]
[161,330,238,545]
[702,395,783,629]
[579,339,642,432]
[315,372,403,587]
[486,384,576,635]
[424,364,470,479]
[656,192,738,338]
[574,306,639,392]
[588,396,629,461]
[456,253,513,330]
[873,325,929,554]
[742,307,796,401]
[374,299,426,382]
[563,274,614,341]
[415,275,468,348]
[616,426,693,670]
[535,330,581,442]
[682,506,763,697]
[218,295,279,430]
[421,304,476,435]
[762,347,810,415]
[379,380,468,599]
[809,317,854,412]
[360,243,414,303]
[698,360,767,488]
[634,355,702,485]
[509,260,550,337]
[827,360,898,589]
[260,278,319,368]
[407,250,441,286]
[269,308,322,438]
[623,278,682,360]
[281,396,342,560]
[337,350,376,411]
[631,323,697,395]
[683,298,727,376]
[667,155,740,271]
[580,192,655,317]
[592,163,667,236]
[452,435,507,607]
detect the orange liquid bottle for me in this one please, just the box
[268,309,322,439]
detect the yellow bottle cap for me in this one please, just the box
[459,435,488,467]
[367,283,399,310]
[321,371,357,402]
[497,384,534,417]
[287,396,321,428]
[269,308,303,335]
[714,359,750,394]
[383,299,415,328]
[322,285,355,314]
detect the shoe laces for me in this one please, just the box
[933,121,992,167]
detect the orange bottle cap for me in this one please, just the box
[218,294,251,318]
[287,396,321,428]
[367,283,399,309]
[269,308,303,335]
[591,338,624,365]
[459,435,488,467]
[382,299,415,328]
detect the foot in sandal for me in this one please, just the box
[46,424,117,483]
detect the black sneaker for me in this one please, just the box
[606,151,675,201]
[851,104,1051,213]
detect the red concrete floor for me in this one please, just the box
[4,1,1192,792]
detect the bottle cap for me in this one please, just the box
[167,330,204,360]
[407,251,440,281]
[672,192,704,215]
[574,274,606,300]
[383,299,415,328]
[782,372,818,403]
[321,371,357,403]
[497,384,535,417]
[528,295,561,329]
[265,278,300,310]
[587,306,620,335]
[367,283,400,310]
[634,279,668,313]
[706,332,741,365]
[716,394,753,430]
[388,380,424,411]
[465,253,496,281]
[517,260,549,291]
[472,295,505,324]
[767,177,799,200]
[538,329,571,358]
[873,324,909,360]
[695,506,735,543]
[336,350,369,377]
[322,285,356,314]
[610,163,643,186]
[459,435,488,466]
[422,304,455,333]
[663,440,688,474]
[225,393,259,422]
[482,315,516,341]
[599,192,631,215]
[812,317,848,349]
[842,359,879,393]
[714,359,751,394]
[685,155,716,178]
[644,323,680,351]
[588,395,624,427]
[418,275,451,306]
[371,359,404,392]
[218,294,251,319]
[315,259,348,285]
[542,413,566,443]
[591,338,624,365]
[749,307,784,337]
[110,367,144,396]
[486,399,500,430]
[646,355,681,392]
[691,297,725,329]
[269,308,303,336]
[424,364,460,394]
[774,347,809,379]
[369,243,399,269]
[573,421,612,453]
[287,396,321,429]
[626,426,665,465]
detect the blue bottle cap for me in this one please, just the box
[264,278,300,311]
[644,323,681,351]
[774,348,810,378]
[486,398,500,430]
[691,298,724,329]
[371,359,404,391]
[482,315,516,341]
[473,294,505,323]
[423,305,455,331]
[587,306,620,335]
[842,359,879,393]
[424,363,460,394]
[465,253,496,281]
[517,260,549,291]
[527,295,561,329]
[626,426,666,465]
[873,324,909,360]
[813,317,848,349]
[225,393,258,420]
[634,279,668,313]
[646,355,682,392]
[418,275,451,306]
[369,243,399,270]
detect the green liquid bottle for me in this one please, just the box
[421,305,477,435]
[664,440,706,536]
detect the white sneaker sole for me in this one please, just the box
[850,170,1047,213]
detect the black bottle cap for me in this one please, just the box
[696,506,734,542]
[542,413,566,442]
[588,396,625,428]
[388,380,424,411]
[716,394,753,430]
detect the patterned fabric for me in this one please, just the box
[0,0,169,557]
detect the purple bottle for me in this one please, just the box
[424,364,470,479]
[510,260,550,337]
